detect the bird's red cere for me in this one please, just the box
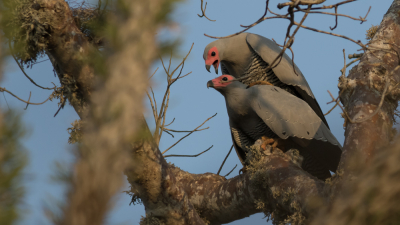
[211,75,234,88]
[205,46,220,69]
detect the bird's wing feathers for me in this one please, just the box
[246,33,315,98]
[250,85,341,147]
[229,120,248,165]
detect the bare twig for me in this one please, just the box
[164,118,175,127]
[163,129,175,138]
[158,89,170,141]
[164,145,213,158]
[204,16,283,39]
[330,4,339,30]
[162,113,217,154]
[0,87,51,106]
[348,53,364,59]
[241,0,270,28]
[343,58,361,71]
[54,98,66,117]
[146,90,158,124]
[153,44,194,144]
[197,0,215,22]
[164,127,209,133]
[2,92,10,110]
[294,5,371,30]
[236,5,311,83]
[24,92,32,110]
[340,49,347,78]
[293,22,366,49]
[217,145,234,175]
[324,89,345,116]
[168,51,173,74]
[8,41,54,90]
[224,164,237,177]
[309,0,357,10]
[149,67,159,80]
[205,0,368,43]
[278,0,326,9]
[326,49,348,116]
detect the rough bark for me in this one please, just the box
[306,1,400,224]
[338,0,400,173]
[41,0,95,118]
[126,135,328,224]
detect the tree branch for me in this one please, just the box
[338,0,400,173]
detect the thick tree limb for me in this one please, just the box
[338,0,400,172]
[36,0,96,118]
[127,133,328,224]
[126,123,207,225]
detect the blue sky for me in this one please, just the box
[0,0,393,224]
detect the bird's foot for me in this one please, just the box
[261,136,279,150]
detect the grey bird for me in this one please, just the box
[203,32,329,129]
[207,75,342,180]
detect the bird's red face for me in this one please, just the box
[207,75,235,89]
[205,47,220,74]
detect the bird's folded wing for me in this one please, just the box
[246,33,314,98]
[250,85,341,148]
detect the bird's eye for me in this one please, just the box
[222,77,228,81]
[211,51,216,57]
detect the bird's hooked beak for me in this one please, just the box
[205,61,219,74]
[207,80,214,89]
[206,65,211,73]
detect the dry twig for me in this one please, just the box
[204,0,369,83]
[197,0,215,22]
[326,49,348,116]
[9,42,55,90]
[224,164,237,177]
[162,113,217,154]
[217,145,234,175]
[151,44,194,144]
[0,87,51,106]
[164,145,213,158]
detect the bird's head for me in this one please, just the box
[207,75,235,93]
[203,33,250,77]
[203,43,221,74]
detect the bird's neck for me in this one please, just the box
[223,84,251,117]
[220,39,253,77]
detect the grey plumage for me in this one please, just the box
[207,75,342,180]
[204,32,329,129]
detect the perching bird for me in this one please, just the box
[203,32,329,129]
[207,75,342,180]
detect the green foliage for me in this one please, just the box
[0,111,27,225]
[1,0,51,66]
